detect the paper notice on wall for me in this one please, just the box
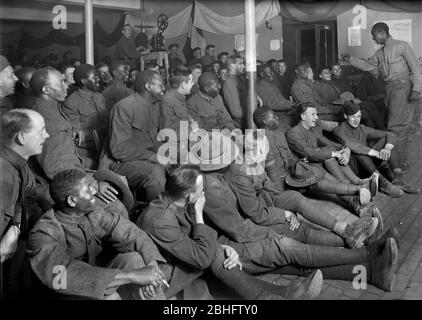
[348,26,362,46]
[270,39,281,51]
[375,19,412,45]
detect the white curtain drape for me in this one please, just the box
[126,0,281,39]
[162,4,193,38]
[193,0,281,34]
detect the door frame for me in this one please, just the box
[297,21,338,69]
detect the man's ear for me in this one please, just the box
[344,114,348,120]
[41,85,49,95]
[66,195,77,208]
[145,81,151,92]
[262,117,269,126]
[16,131,25,145]
[81,78,88,86]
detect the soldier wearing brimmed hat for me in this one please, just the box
[192,131,399,292]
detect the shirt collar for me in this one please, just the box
[77,88,94,98]
[34,96,60,109]
[198,90,213,103]
[159,194,188,212]
[170,89,186,103]
[54,208,90,224]
[0,145,27,170]
[385,36,393,45]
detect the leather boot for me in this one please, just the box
[366,227,400,249]
[256,269,323,300]
[342,216,379,248]
[379,174,404,198]
[393,170,420,194]
[368,238,398,292]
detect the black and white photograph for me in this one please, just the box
[1,0,422,309]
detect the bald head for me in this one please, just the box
[31,68,68,101]
[1,109,45,147]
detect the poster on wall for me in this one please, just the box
[348,26,362,46]
[375,19,412,45]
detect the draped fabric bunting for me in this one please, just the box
[4,0,422,51]
[162,4,193,39]
[6,14,126,49]
[364,0,422,12]
[193,0,281,34]
[278,0,356,22]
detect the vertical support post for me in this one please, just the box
[85,0,94,64]
[244,0,257,129]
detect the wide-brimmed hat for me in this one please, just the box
[285,161,323,188]
[189,131,240,172]
[94,169,134,212]
[340,91,355,102]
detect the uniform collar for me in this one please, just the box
[170,89,186,103]
[198,90,213,103]
[0,145,27,170]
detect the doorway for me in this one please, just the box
[283,21,338,71]
[298,22,337,70]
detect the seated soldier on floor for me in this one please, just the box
[187,72,238,132]
[138,165,324,300]
[27,169,167,300]
[108,70,166,202]
[334,101,418,196]
[229,129,381,248]
[196,131,398,292]
[290,64,342,122]
[256,64,295,132]
[62,64,108,170]
[253,106,377,215]
[286,103,379,217]
[330,63,385,131]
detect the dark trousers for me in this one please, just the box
[352,138,401,177]
[227,232,368,275]
[385,80,415,168]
